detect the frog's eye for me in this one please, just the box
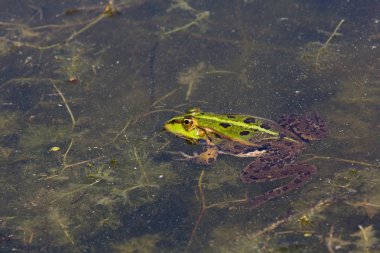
[182,117,194,129]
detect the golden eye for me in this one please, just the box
[183,117,194,129]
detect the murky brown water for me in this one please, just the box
[0,0,379,252]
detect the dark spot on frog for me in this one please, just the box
[279,133,286,139]
[294,178,303,184]
[260,123,271,130]
[284,142,293,146]
[257,146,268,151]
[242,147,258,153]
[208,157,214,163]
[243,117,256,123]
[250,176,259,180]
[262,165,271,171]
[220,123,231,128]
[226,115,235,118]
[282,186,289,191]
[239,131,250,136]
[280,170,289,175]
[304,170,312,176]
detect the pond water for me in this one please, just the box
[0,0,379,252]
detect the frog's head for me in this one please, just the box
[163,108,206,144]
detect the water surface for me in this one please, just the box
[0,0,379,252]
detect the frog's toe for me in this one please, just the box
[177,151,198,160]
[165,151,196,160]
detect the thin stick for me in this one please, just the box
[107,119,133,145]
[326,225,336,253]
[204,70,238,75]
[301,154,378,167]
[187,170,206,249]
[163,11,209,36]
[0,77,62,90]
[358,225,370,253]
[2,8,109,50]
[316,19,345,65]
[151,87,182,108]
[133,147,147,179]
[58,138,76,175]
[185,79,194,101]
[32,20,93,30]
[120,184,159,194]
[53,83,76,128]
[248,197,334,239]
[186,171,248,250]
[323,20,345,48]
[206,198,246,209]
[65,13,107,43]
[51,179,101,204]
[345,201,380,209]
[53,155,107,175]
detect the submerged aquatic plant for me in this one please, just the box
[163,0,210,36]
[300,19,345,69]
[177,62,236,101]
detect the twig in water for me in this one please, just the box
[315,19,345,65]
[53,83,76,128]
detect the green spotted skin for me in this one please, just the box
[191,112,297,143]
[164,108,328,208]
[164,108,300,146]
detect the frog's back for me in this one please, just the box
[196,113,287,144]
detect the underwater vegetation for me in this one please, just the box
[0,0,380,252]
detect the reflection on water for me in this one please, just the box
[0,0,379,252]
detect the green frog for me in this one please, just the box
[164,107,328,208]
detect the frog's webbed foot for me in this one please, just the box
[241,160,317,208]
[278,113,328,141]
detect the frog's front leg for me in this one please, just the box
[241,161,316,208]
[175,147,218,165]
